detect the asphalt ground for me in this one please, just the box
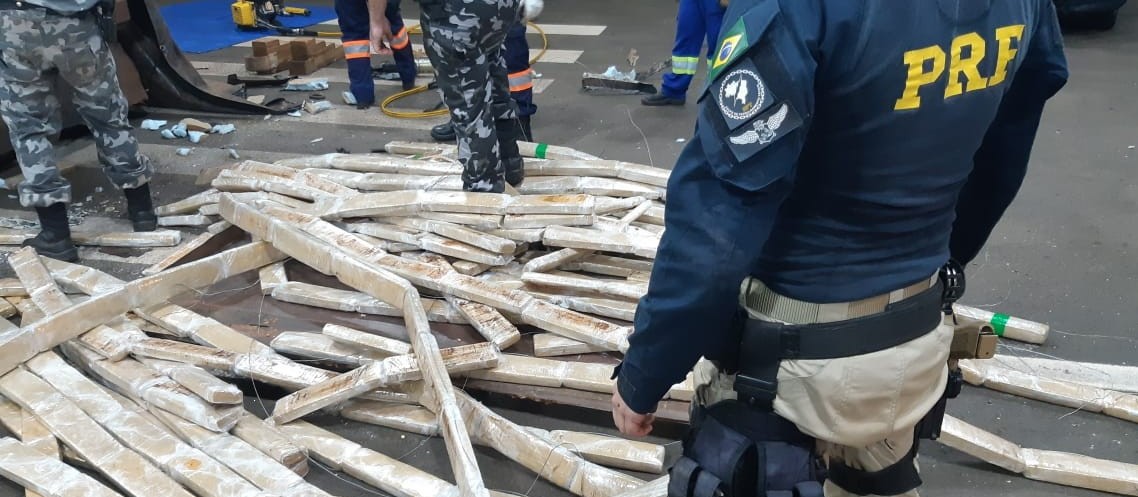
[0,1,1136,496]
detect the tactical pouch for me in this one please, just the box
[669,400,825,497]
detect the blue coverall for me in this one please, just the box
[504,22,536,119]
[616,0,1069,418]
[660,0,726,100]
[335,0,417,106]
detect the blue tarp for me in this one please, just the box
[159,0,337,54]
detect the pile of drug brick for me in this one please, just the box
[1,141,1138,497]
[246,39,345,76]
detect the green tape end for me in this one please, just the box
[990,313,1010,336]
[535,143,549,159]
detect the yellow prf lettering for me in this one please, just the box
[945,32,989,99]
[988,24,1025,86]
[894,46,947,111]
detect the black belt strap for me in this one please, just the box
[826,428,923,496]
[734,281,945,409]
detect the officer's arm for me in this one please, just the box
[615,143,800,414]
[949,2,1068,264]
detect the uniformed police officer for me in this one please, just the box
[611,1,1068,496]
[642,0,726,106]
[382,0,535,193]
[338,0,416,109]
[430,21,537,144]
[0,0,157,262]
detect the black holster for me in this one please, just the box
[669,400,825,497]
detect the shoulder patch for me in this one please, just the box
[713,58,778,131]
[724,101,802,161]
[708,19,748,82]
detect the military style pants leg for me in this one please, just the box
[421,0,521,192]
[0,10,151,208]
[1,10,69,207]
[62,21,152,193]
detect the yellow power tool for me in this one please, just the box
[232,0,314,32]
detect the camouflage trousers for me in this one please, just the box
[0,8,152,208]
[420,0,521,192]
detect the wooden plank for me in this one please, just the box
[268,343,499,424]
[0,242,285,376]
[0,437,123,497]
[0,368,196,497]
[23,352,266,497]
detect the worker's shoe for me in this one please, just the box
[431,121,457,142]
[22,203,79,262]
[124,184,158,232]
[641,93,685,106]
[496,118,525,187]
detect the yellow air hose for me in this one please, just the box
[380,21,549,118]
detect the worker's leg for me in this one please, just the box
[658,0,705,100]
[503,22,535,141]
[0,17,70,208]
[702,0,726,62]
[385,0,417,90]
[335,0,375,106]
[421,0,517,192]
[56,16,156,232]
[1,12,78,261]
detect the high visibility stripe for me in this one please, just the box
[509,68,534,92]
[390,27,410,50]
[344,40,370,60]
[672,56,699,75]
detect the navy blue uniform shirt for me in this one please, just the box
[617,0,1069,414]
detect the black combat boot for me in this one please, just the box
[430,121,457,142]
[641,93,685,106]
[496,118,525,187]
[124,184,157,232]
[22,203,79,262]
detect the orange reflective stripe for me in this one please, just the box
[343,40,370,59]
[508,68,533,92]
[390,27,410,50]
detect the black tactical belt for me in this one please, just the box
[734,281,945,409]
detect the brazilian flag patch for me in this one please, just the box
[708,18,749,83]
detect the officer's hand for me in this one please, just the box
[370,18,393,55]
[612,390,655,437]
